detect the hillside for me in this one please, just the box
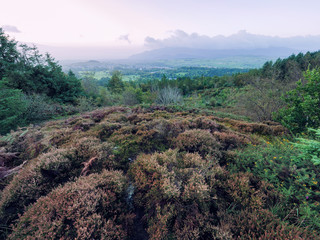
[1,106,319,239]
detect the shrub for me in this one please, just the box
[213,131,250,150]
[22,94,57,123]
[228,209,317,240]
[75,96,97,112]
[156,86,183,105]
[274,68,320,133]
[231,139,320,231]
[9,170,134,240]
[234,78,288,121]
[224,119,288,136]
[174,129,221,158]
[129,149,291,239]
[122,87,141,106]
[129,150,225,239]
[0,137,115,233]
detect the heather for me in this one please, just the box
[0,106,318,239]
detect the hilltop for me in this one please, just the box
[0,106,319,239]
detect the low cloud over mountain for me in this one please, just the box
[145,30,320,51]
[2,25,21,33]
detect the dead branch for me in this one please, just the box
[81,157,97,176]
[0,161,27,179]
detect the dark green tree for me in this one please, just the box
[107,70,124,94]
[0,29,20,80]
[0,28,83,103]
[0,79,26,135]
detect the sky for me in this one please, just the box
[1,0,320,59]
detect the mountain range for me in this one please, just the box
[129,47,299,60]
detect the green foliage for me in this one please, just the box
[108,70,124,94]
[294,128,320,166]
[0,30,84,101]
[0,28,84,134]
[230,138,320,231]
[122,86,142,106]
[5,52,83,103]
[0,80,26,134]
[275,68,320,133]
[0,29,20,80]
[22,94,59,123]
[81,71,99,98]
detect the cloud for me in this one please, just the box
[2,25,21,33]
[144,30,320,51]
[118,34,131,44]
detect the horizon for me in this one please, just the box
[2,0,320,60]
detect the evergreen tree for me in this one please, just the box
[0,79,26,135]
[107,70,124,94]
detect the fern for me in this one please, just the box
[294,128,320,165]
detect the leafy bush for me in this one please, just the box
[275,68,320,133]
[122,87,141,106]
[22,94,59,122]
[230,138,320,231]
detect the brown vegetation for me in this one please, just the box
[0,106,316,239]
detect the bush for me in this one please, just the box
[122,87,140,106]
[274,68,320,133]
[22,94,58,122]
[156,86,183,105]
[129,150,222,239]
[227,208,316,239]
[174,129,221,158]
[9,170,134,240]
[75,96,97,112]
[129,149,292,239]
[0,137,115,232]
[230,138,320,231]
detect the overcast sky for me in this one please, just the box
[2,0,320,59]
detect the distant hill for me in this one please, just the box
[129,47,299,60]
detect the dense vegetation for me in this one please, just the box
[1,29,320,239]
[0,28,84,135]
[1,106,319,239]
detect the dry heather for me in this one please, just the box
[0,106,316,239]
